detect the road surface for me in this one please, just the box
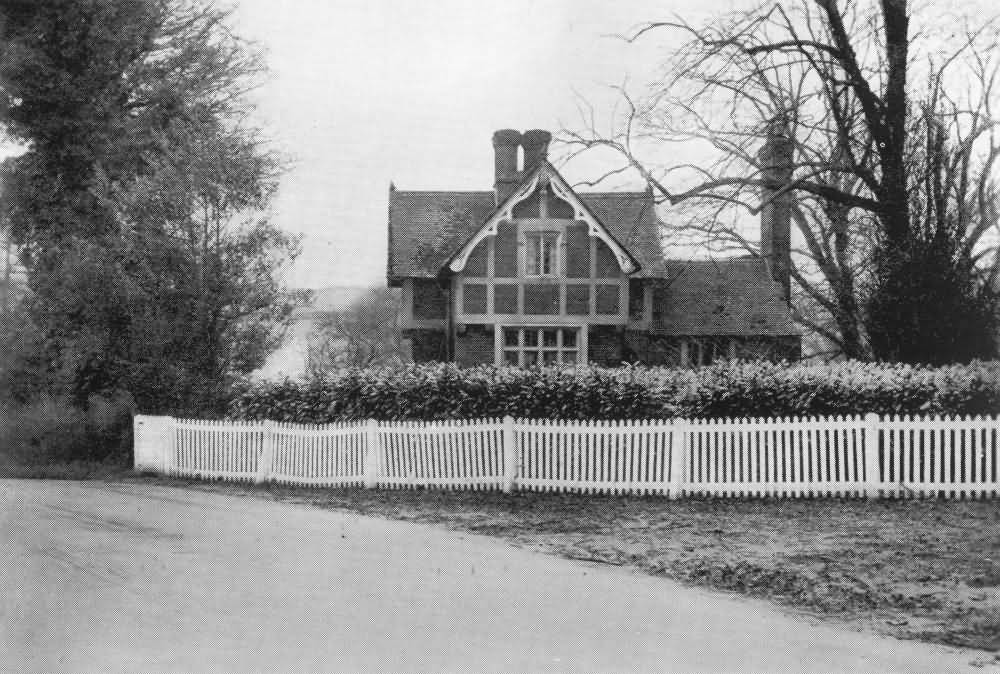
[0,479,986,673]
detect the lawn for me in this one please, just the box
[128,475,1000,653]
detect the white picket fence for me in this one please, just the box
[133,413,1000,499]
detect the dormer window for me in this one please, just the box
[525,231,559,276]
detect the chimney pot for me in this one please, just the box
[521,129,552,174]
[493,129,522,206]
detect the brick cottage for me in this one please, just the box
[387,128,800,367]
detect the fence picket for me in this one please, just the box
[136,413,1000,498]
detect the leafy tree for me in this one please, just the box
[0,0,306,414]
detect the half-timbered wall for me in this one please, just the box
[453,217,632,326]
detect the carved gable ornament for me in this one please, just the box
[447,161,639,275]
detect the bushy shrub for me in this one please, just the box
[229,363,694,422]
[228,360,1000,422]
[673,360,1000,418]
[0,392,136,466]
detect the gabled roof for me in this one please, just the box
[651,257,799,336]
[387,190,495,283]
[446,161,640,275]
[387,187,666,283]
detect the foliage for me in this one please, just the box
[0,392,135,466]
[306,287,403,374]
[227,360,1000,422]
[229,363,692,422]
[0,0,305,414]
[867,239,999,365]
[673,360,1000,418]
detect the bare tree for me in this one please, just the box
[306,287,403,374]
[562,0,1000,360]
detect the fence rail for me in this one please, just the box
[134,413,1000,499]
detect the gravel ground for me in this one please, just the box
[132,476,1000,654]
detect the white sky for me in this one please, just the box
[3,0,990,289]
[231,0,743,289]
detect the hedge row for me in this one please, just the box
[227,360,1000,422]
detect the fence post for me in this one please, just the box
[363,419,380,488]
[863,413,881,499]
[132,415,148,473]
[164,416,177,476]
[503,416,518,494]
[254,420,275,485]
[668,419,687,500]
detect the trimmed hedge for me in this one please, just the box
[674,360,1000,418]
[227,360,1000,422]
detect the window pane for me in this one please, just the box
[562,330,577,348]
[524,330,538,347]
[543,329,558,347]
[542,350,559,363]
[526,235,540,275]
[524,351,538,366]
[504,351,519,365]
[541,235,554,274]
[563,350,577,362]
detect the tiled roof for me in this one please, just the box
[388,191,496,282]
[387,189,666,281]
[651,257,799,336]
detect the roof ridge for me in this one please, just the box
[664,255,759,264]
[579,191,651,197]
[390,190,493,195]
[389,189,652,197]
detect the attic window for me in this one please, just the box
[525,232,559,276]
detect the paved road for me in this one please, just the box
[0,480,986,673]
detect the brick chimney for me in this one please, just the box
[521,129,552,175]
[759,115,793,302]
[493,129,522,206]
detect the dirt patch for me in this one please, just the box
[127,476,1000,652]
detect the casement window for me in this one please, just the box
[525,231,559,276]
[503,327,579,366]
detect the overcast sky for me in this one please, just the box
[230,0,743,289]
[2,0,987,289]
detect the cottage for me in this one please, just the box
[387,128,800,367]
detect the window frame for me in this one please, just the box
[499,326,582,366]
[523,230,561,278]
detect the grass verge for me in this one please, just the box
[0,459,133,480]
[126,476,1000,652]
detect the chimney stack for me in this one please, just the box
[493,129,522,207]
[759,115,793,302]
[521,129,552,175]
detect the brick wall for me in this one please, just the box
[588,325,622,366]
[412,280,448,320]
[406,328,448,362]
[455,324,494,366]
[564,223,590,278]
[624,332,683,366]
[495,221,517,277]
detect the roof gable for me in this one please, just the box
[446,160,640,275]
